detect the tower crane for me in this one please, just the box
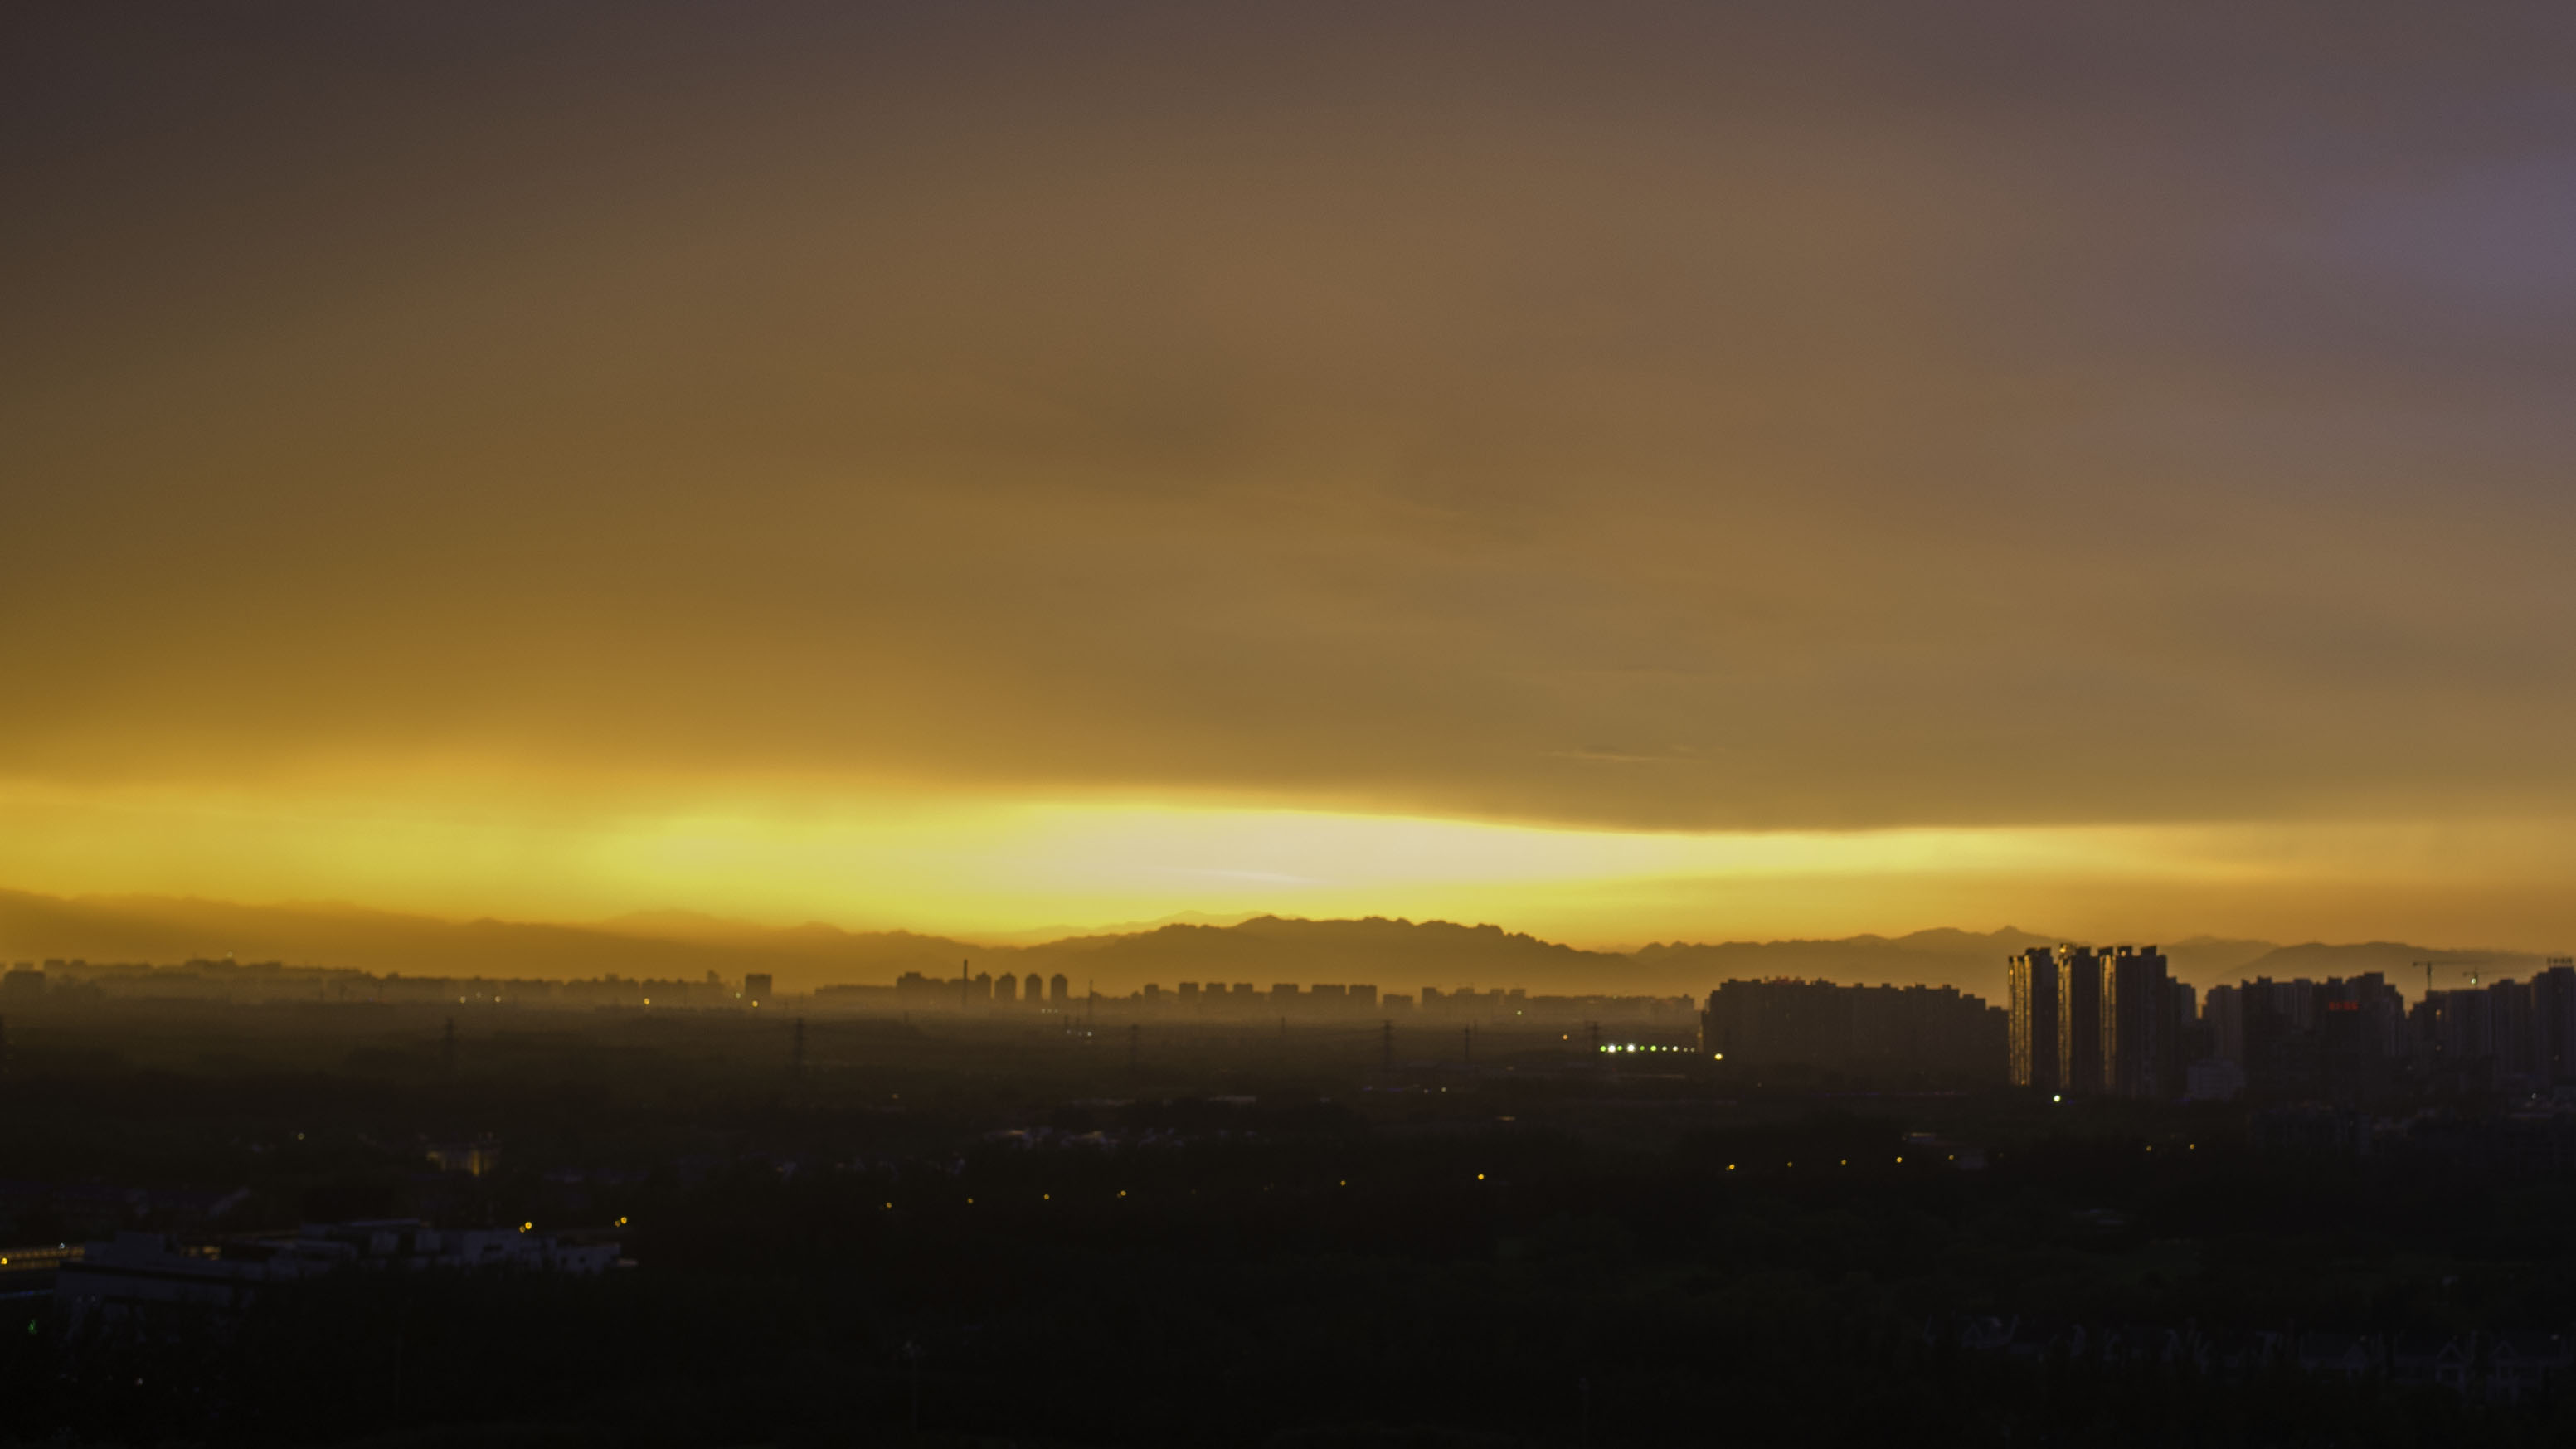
[2414,960,2478,1002]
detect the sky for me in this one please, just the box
[5,2,2575,950]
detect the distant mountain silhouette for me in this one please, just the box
[0,885,2547,1001]
[0,888,981,989]
[1013,916,1629,994]
[980,909,1264,944]
[2157,936,2283,985]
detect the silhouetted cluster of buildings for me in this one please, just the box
[857,969,1692,1023]
[2009,953,2576,1106]
[2006,946,2191,1099]
[1696,979,2006,1080]
[2196,973,2409,1101]
[2196,964,2576,1102]
[2,960,774,1010]
[1159,980,1390,1014]
[2408,963,2576,1090]
[885,969,1402,1015]
[1695,946,2576,1100]
[0,956,1687,1028]
[887,966,1073,1009]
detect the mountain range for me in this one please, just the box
[0,887,2551,1003]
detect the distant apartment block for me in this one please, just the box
[2102,945,2172,1100]
[2007,948,2057,1092]
[2056,946,2105,1095]
[2175,963,2576,1104]
[1698,979,2005,1082]
[2007,945,2181,1100]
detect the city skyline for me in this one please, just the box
[6,880,2566,1005]
[13,8,2576,1445]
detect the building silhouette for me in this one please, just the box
[2103,946,2171,1099]
[2057,946,2105,1095]
[1699,979,2004,1081]
[2007,947,2058,1092]
[2015,945,2180,1099]
[2413,971,2576,1092]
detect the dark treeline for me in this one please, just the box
[4,1004,2576,1446]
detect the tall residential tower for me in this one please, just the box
[2056,946,2105,1095]
[2007,947,2058,1092]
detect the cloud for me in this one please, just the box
[2,0,2573,877]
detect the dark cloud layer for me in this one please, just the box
[7,2,2574,830]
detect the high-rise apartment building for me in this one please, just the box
[2204,984,2243,1062]
[2537,962,2576,1081]
[2056,946,2105,1095]
[2007,948,2058,1091]
[2102,945,2170,1099]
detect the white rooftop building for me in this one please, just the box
[56,1220,620,1320]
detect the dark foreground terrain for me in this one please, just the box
[5,1002,2575,1447]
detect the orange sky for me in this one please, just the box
[6,3,2575,950]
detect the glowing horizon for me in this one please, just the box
[7,773,2574,954]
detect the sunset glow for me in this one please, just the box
[8,772,2575,950]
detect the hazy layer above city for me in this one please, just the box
[7,2,2575,943]
[2,886,2548,1004]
